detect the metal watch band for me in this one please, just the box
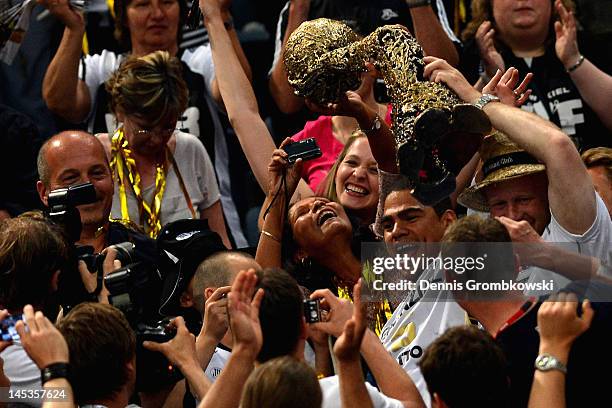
[535,353,567,374]
[474,94,500,110]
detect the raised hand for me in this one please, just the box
[143,316,199,371]
[15,305,69,369]
[309,288,354,338]
[267,137,304,199]
[475,20,505,79]
[228,269,264,357]
[538,292,593,353]
[483,67,533,107]
[199,286,231,343]
[423,56,481,103]
[333,279,367,362]
[554,0,580,69]
[36,0,85,30]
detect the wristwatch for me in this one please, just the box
[474,93,500,110]
[534,353,567,374]
[362,114,382,135]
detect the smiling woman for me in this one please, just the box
[320,133,380,226]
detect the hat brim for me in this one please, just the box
[457,164,546,212]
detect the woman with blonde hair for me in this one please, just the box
[98,50,230,245]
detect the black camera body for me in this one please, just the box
[104,260,183,391]
[283,138,323,164]
[303,299,321,323]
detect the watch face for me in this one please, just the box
[536,355,551,369]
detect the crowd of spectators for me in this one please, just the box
[1,0,611,407]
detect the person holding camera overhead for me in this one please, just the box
[96,50,231,246]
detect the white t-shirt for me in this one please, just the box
[204,346,231,382]
[110,131,220,231]
[319,375,404,408]
[518,193,612,295]
[379,268,468,407]
[80,47,247,246]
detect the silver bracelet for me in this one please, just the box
[566,55,585,73]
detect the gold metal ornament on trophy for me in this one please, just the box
[284,18,492,205]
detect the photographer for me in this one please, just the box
[36,130,157,303]
[0,216,70,405]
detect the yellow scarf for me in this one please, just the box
[110,127,167,238]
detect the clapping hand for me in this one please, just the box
[475,20,505,79]
[554,0,580,70]
[228,269,264,357]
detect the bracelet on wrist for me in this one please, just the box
[41,362,70,385]
[261,230,281,243]
[566,54,584,73]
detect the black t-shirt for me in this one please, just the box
[460,41,612,151]
[496,281,612,407]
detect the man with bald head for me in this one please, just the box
[36,130,156,266]
[37,131,114,251]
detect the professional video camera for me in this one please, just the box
[45,182,182,391]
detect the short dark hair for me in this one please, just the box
[58,303,136,405]
[419,326,509,408]
[387,176,453,217]
[256,268,304,363]
[0,215,68,314]
[441,216,515,299]
[241,356,322,408]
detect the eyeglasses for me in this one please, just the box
[132,128,176,138]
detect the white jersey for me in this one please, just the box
[204,346,231,382]
[379,267,468,407]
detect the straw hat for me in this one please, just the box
[457,132,545,212]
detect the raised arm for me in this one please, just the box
[208,3,253,107]
[424,57,596,234]
[255,140,303,268]
[268,0,310,114]
[407,1,459,67]
[199,269,264,408]
[201,0,312,199]
[528,293,593,408]
[554,0,612,131]
[37,0,91,123]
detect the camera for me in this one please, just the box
[46,182,97,243]
[78,242,136,277]
[303,299,321,323]
[283,138,322,164]
[104,261,183,391]
[1,315,22,342]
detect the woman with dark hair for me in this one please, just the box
[460,0,612,150]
